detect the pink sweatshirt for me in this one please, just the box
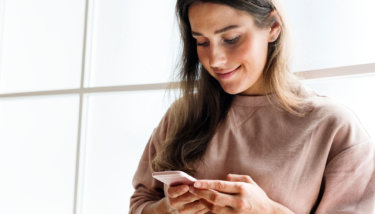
[130,90,375,213]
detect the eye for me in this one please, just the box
[224,36,240,45]
[197,41,209,47]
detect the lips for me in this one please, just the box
[215,65,241,79]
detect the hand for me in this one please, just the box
[166,184,211,214]
[189,174,286,214]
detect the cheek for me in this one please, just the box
[197,49,215,75]
[222,45,252,68]
[229,36,255,62]
[232,46,249,61]
[196,49,214,75]
[236,38,267,67]
[197,48,208,65]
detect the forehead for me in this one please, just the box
[188,2,255,31]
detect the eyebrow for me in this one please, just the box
[192,25,239,36]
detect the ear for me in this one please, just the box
[267,10,282,43]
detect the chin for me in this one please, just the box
[221,86,243,95]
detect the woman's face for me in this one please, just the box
[188,2,278,95]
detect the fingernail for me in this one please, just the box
[194,182,201,188]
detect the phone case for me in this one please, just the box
[152,171,197,186]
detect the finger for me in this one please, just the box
[196,207,211,214]
[178,200,210,214]
[194,180,243,193]
[189,186,235,207]
[211,204,236,214]
[167,185,190,198]
[169,192,202,209]
[226,174,254,183]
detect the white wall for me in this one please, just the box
[284,0,375,71]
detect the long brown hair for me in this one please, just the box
[152,0,305,174]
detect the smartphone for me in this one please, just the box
[152,170,197,186]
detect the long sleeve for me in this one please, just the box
[129,109,172,214]
[315,141,375,213]
[129,133,163,214]
[313,105,375,213]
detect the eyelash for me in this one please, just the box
[224,36,240,45]
[197,41,209,47]
[196,36,240,47]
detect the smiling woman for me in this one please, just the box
[1,0,373,213]
[130,0,375,214]
[189,3,273,96]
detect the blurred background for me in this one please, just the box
[0,0,374,213]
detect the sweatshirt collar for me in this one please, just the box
[232,93,278,107]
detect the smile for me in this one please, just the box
[216,66,241,80]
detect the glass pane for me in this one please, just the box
[0,95,79,214]
[284,0,375,71]
[79,90,175,214]
[84,0,179,87]
[304,74,375,140]
[0,0,85,93]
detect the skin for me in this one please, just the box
[189,174,294,214]
[143,2,294,214]
[189,2,281,95]
[143,184,210,213]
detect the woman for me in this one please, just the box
[130,0,375,213]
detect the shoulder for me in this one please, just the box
[304,88,372,148]
[303,88,360,126]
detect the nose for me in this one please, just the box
[208,45,227,69]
